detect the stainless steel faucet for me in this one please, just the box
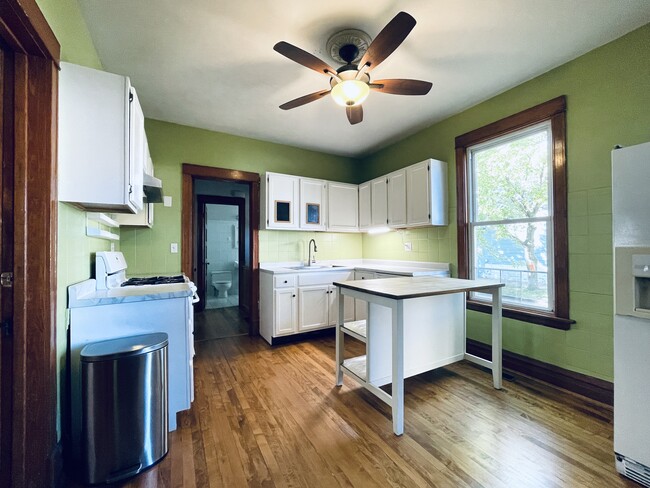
[308,239,317,266]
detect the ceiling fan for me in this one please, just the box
[273,11,432,125]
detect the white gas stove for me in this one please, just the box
[67,252,197,465]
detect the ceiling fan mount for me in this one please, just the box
[274,12,433,125]
[326,28,371,65]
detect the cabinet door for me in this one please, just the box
[354,271,376,321]
[370,177,388,227]
[358,181,372,231]
[328,285,355,325]
[267,173,299,229]
[58,62,142,213]
[299,178,326,230]
[406,160,431,226]
[128,87,145,212]
[387,169,406,227]
[327,182,358,232]
[274,288,297,336]
[298,285,329,331]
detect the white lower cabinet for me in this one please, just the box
[260,270,354,344]
[298,285,329,331]
[274,287,298,336]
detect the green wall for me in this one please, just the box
[120,119,362,276]
[36,0,114,440]
[361,23,650,381]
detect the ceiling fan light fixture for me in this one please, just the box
[330,80,370,107]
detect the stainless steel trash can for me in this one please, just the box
[80,333,169,484]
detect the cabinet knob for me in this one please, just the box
[292,294,296,298]
[284,280,288,283]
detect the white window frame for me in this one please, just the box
[467,121,555,312]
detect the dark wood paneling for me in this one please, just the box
[466,338,613,405]
[0,0,60,64]
[11,52,58,488]
[455,146,468,279]
[0,2,60,486]
[181,164,261,336]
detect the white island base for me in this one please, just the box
[335,276,503,435]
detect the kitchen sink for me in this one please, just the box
[286,265,346,271]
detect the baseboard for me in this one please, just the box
[466,339,613,406]
[271,327,336,345]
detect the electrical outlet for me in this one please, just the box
[110,242,115,252]
[404,242,412,251]
[163,196,172,207]
[170,243,178,253]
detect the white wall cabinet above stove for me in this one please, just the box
[58,62,145,213]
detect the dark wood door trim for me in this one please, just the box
[0,1,60,487]
[181,164,261,335]
[196,195,246,311]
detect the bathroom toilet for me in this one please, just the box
[211,270,232,298]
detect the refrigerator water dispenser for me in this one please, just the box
[633,254,650,313]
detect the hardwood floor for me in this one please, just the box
[194,306,249,341]
[111,335,632,487]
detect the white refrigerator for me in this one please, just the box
[612,141,650,486]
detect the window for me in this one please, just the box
[455,97,573,329]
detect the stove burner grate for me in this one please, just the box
[121,275,185,287]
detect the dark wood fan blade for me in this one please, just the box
[279,89,330,110]
[346,105,363,125]
[358,12,416,72]
[274,41,336,76]
[370,79,432,95]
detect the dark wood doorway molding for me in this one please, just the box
[196,195,246,312]
[181,164,261,335]
[0,1,60,487]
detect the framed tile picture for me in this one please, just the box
[306,203,320,224]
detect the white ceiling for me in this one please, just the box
[79,0,650,158]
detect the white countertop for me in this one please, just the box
[68,279,193,308]
[260,259,450,277]
[335,276,504,300]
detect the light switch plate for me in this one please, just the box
[170,243,178,253]
[163,196,172,207]
[404,242,412,251]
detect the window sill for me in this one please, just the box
[467,300,574,330]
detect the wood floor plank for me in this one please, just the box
[104,334,637,488]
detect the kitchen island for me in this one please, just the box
[334,276,504,435]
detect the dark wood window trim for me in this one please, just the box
[455,96,574,330]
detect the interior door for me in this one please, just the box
[0,44,14,487]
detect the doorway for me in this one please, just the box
[197,196,245,310]
[181,164,261,338]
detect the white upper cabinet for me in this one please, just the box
[387,169,407,227]
[327,182,358,232]
[58,62,144,213]
[262,172,299,229]
[299,178,327,231]
[370,177,388,227]
[358,181,372,231]
[406,159,448,227]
